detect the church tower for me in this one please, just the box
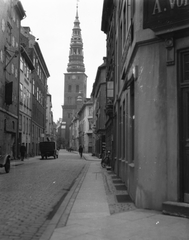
[62,3,87,147]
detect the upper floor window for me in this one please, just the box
[1,19,5,32]
[32,80,35,95]
[67,97,72,104]
[20,83,23,103]
[37,65,39,75]
[0,50,3,63]
[37,87,39,100]
[89,107,93,116]
[68,113,72,119]
[11,63,14,74]
[33,55,35,66]
[76,85,79,93]
[68,85,72,92]
[12,8,16,22]
[15,68,18,78]
[20,56,23,71]
[19,114,22,130]
[88,119,93,130]
[7,21,12,46]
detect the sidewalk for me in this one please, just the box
[40,155,189,240]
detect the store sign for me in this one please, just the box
[143,0,189,32]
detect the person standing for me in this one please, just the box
[78,145,83,158]
[20,143,26,161]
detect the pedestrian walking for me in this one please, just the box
[78,145,83,158]
[20,143,26,161]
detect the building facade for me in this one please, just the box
[101,0,189,216]
[19,29,34,157]
[0,0,25,159]
[91,57,107,158]
[77,99,93,153]
[46,92,55,141]
[20,27,50,156]
[62,4,87,148]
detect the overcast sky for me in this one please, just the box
[20,0,106,122]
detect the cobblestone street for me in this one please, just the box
[0,150,86,240]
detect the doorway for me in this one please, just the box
[178,48,189,203]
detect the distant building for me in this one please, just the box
[91,57,107,157]
[46,92,55,141]
[20,27,50,156]
[56,119,66,149]
[77,98,93,153]
[19,28,35,157]
[62,4,87,148]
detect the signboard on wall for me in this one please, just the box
[143,0,189,33]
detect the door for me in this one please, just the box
[179,49,189,203]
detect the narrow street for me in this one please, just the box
[0,150,86,240]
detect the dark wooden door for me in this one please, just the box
[179,49,189,203]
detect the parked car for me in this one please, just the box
[0,154,11,173]
[39,141,58,159]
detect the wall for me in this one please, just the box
[133,42,168,209]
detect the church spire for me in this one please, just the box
[67,2,85,73]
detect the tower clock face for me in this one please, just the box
[72,75,76,79]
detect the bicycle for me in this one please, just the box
[101,151,110,168]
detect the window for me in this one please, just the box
[68,85,72,92]
[2,19,5,32]
[67,97,72,104]
[37,65,39,75]
[19,114,22,130]
[0,50,3,63]
[32,80,35,95]
[26,118,28,134]
[23,116,25,133]
[123,100,125,158]
[76,85,79,93]
[37,87,39,100]
[7,22,11,46]
[27,90,30,108]
[88,119,93,130]
[12,36,15,47]
[39,68,41,79]
[11,63,14,74]
[12,8,16,22]
[130,81,135,162]
[68,113,72,119]
[26,67,30,79]
[33,55,35,66]
[28,119,30,135]
[24,62,26,75]
[107,81,114,98]
[16,19,19,28]
[20,83,23,103]
[89,107,93,116]
[23,87,26,106]
[20,57,23,71]
[15,68,17,78]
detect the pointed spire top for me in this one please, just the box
[76,0,79,18]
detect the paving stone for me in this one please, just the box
[102,168,136,215]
